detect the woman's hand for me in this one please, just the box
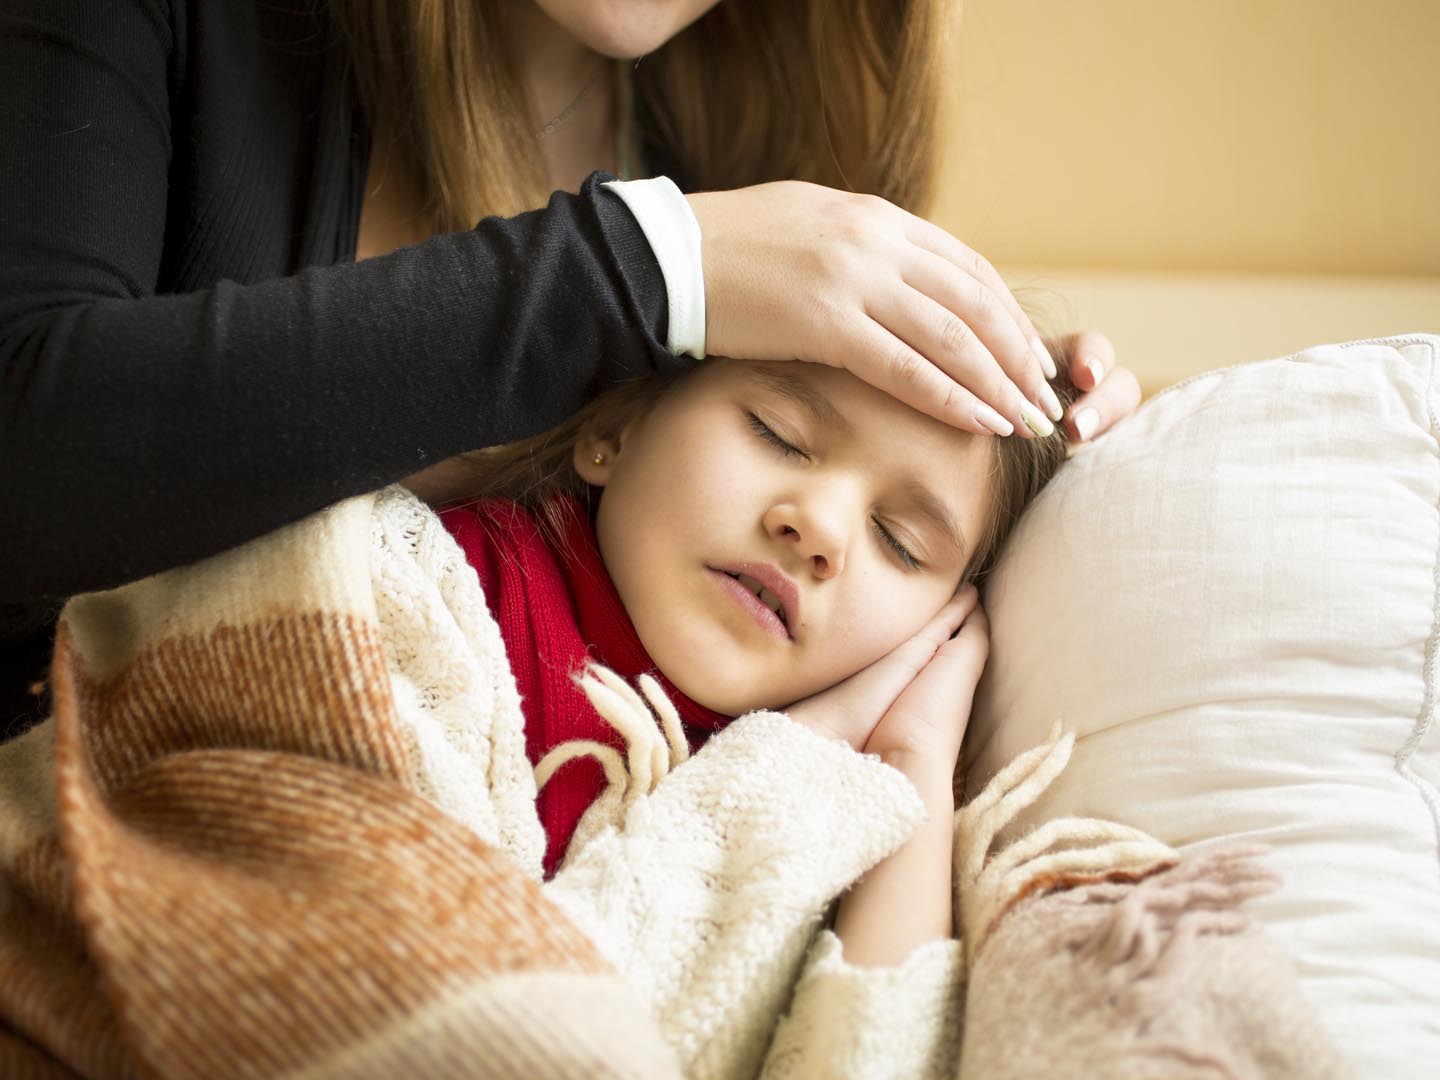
[785,586,985,780]
[1054,329,1143,443]
[687,183,1063,440]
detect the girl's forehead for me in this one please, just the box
[704,360,995,503]
[717,360,985,455]
[663,359,995,565]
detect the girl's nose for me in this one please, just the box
[763,498,848,579]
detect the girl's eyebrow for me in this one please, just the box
[902,481,968,558]
[750,369,849,432]
[750,367,968,557]
[754,371,967,558]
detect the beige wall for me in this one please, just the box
[931,0,1440,390]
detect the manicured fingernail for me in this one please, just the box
[1019,401,1054,437]
[1039,382,1064,422]
[1084,357,1105,388]
[974,403,1014,436]
[1031,336,1057,380]
[1073,406,1100,441]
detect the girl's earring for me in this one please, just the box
[592,451,608,466]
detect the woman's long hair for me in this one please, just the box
[329,0,951,231]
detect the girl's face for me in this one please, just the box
[577,359,994,715]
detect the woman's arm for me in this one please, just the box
[0,0,676,602]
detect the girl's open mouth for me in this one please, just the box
[707,568,793,641]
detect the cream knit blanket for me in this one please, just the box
[0,488,1351,1078]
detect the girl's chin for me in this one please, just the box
[652,659,766,717]
[659,661,811,718]
[636,619,815,715]
[668,678,753,717]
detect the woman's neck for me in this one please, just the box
[508,5,617,192]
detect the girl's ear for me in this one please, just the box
[573,427,622,486]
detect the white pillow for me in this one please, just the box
[967,334,1440,1080]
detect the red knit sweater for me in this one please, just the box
[440,495,729,877]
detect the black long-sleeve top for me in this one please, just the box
[0,0,683,734]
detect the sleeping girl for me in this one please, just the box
[405,350,1075,1064]
[0,348,1079,1078]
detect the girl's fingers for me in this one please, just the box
[846,589,980,723]
[838,316,1017,437]
[1066,362,1142,443]
[879,607,990,759]
[788,587,982,751]
[945,602,989,655]
[857,587,979,692]
[830,586,978,703]
[924,584,981,641]
[1060,330,1118,393]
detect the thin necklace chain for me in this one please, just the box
[535,65,604,141]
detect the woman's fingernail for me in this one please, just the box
[1019,401,1054,437]
[974,403,1015,436]
[1031,336,1058,380]
[1084,357,1105,388]
[1039,382,1064,422]
[1073,406,1100,441]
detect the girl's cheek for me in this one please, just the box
[824,598,902,678]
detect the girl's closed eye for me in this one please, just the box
[747,408,923,570]
[746,412,808,459]
[873,518,922,571]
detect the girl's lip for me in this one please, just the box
[706,567,793,642]
[718,560,800,629]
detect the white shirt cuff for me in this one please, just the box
[602,176,706,359]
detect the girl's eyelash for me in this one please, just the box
[746,409,920,570]
[746,412,806,458]
[874,518,922,570]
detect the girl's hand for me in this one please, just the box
[687,183,1061,440]
[1056,329,1143,443]
[785,586,981,758]
[862,598,988,791]
[818,590,989,966]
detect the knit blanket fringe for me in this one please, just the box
[535,665,692,862]
[954,724,1354,1080]
[954,722,1177,967]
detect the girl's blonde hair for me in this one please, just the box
[330,0,951,231]
[441,351,1078,589]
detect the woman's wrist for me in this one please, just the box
[604,177,706,358]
